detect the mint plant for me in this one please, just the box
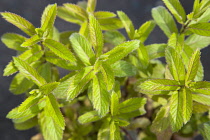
[2,0,210,139]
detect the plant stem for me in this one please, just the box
[121,127,133,140]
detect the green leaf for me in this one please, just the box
[87,0,96,13]
[185,49,200,82]
[18,95,42,112]
[14,117,38,130]
[9,73,34,95]
[1,33,27,51]
[119,97,146,114]
[43,39,76,62]
[193,102,210,113]
[98,120,110,140]
[192,93,210,106]
[188,23,210,36]
[45,94,65,129]
[69,33,95,66]
[7,99,45,123]
[4,45,43,76]
[59,31,74,45]
[182,88,192,123]
[89,15,104,57]
[165,47,185,82]
[168,33,185,52]
[39,109,63,140]
[40,82,60,95]
[111,60,137,77]
[67,67,94,100]
[100,62,115,90]
[110,120,121,140]
[169,91,184,132]
[41,4,57,34]
[196,8,210,23]
[185,34,210,50]
[104,30,126,46]
[94,11,116,19]
[152,6,178,37]
[117,11,135,39]
[38,62,53,83]
[91,74,110,116]
[137,44,149,69]
[111,92,119,116]
[146,44,167,59]
[139,79,180,92]
[57,6,83,25]
[103,40,140,64]
[189,81,210,95]
[137,20,156,43]
[98,18,123,30]
[151,105,170,133]
[13,57,47,87]
[78,111,101,124]
[1,12,36,36]
[162,0,186,23]
[63,3,88,20]
[21,34,41,47]
[199,122,210,140]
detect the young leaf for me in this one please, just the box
[40,82,60,95]
[119,97,146,114]
[185,49,200,82]
[139,79,180,92]
[43,39,76,62]
[152,6,178,37]
[87,0,96,13]
[21,34,41,47]
[111,60,137,77]
[137,44,149,69]
[91,74,110,117]
[165,47,185,82]
[78,111,101,124]
[18,95,42,112]
[69,33,95,66]
[169,91,184,132]
[100,62,115,90]
[9,73,34,95]
[103,40,140,64]
[146,44,167,59]
[137,20,156,43]
[39,110,63,140]
[57,6,83,25]
[63,3,88,20]
[189,81,210,95]
[188,23,210,36]
[162,0,186,23]
[104,30,126,46]
[182,88,192,123]
[89,15,104,57]
[185,34,210,50]
[98,18,123,30]
[67,66,94,100]
[110,120,121,140]
[94,11,116,19]
[41,4,57,34]
[111,92,119,116]
[117,11,135,39]
[13,57,47,87]
[1,33,27,51]
[1,12,36,36]
[192,93,210,106]
[45,94,65,129]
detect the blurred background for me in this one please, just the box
[0,0,207,139]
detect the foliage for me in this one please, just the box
[2,0,210,139]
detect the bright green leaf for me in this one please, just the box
[146,44,167,59]
[192,93,210,106]
[98,18,123,30]
[21,34,41,47]
[188,23,210,36]
[78,111,101,124]
[152,6,178,37]
[1,12,36,36]
[189,81,210,95]
[104,30,126,46]
[185,34,210,50]
[94,11,116,19]
[13,57,47,87]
